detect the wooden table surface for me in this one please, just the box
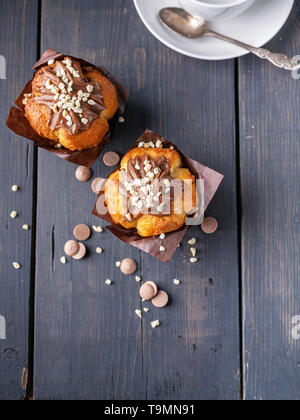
[0,0,300,401]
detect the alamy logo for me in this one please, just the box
[292,316,300,340]
[0,315,6,340]
[0,55,6,80]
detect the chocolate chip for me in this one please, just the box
[103,151,120,167]
[64,240,79,257]
[120,258,137,275]
[144,281,158,297]
[75,166,92,182]
[72,242,87,260]
[151,290,169,308]
[91,177,106,194]
[201,217,218,234]
[73,224,91,241]
[139,283,156,300]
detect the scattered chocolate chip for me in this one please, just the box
[135,309,142,318]
[151,320,160,328]
[103,151,120,167]
[12,262,21,270]
[120,258,137,275]
[139,283,156,300]
[64,240,79,257]
[151,290,169,308]
[60,256,67,264]
[11,185,19,192]
[201,217,218,234]
[10,211,18,219]
[72,242,87,260]
[75,166,92,182]
[144,281,158,297]
[91,177,106,194]
[73,224,91,241]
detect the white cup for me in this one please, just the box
[178,0,256,22]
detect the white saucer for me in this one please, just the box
[133,0,294,60]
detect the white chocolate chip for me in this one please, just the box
[135,310,142,319]
[93,225,103,233]
[10,211,18,219]
[12,262,21,270]
[156,140,162,148]
[22,224,30,231]
[86,85,94,93]
[159,245,166,252]
[81,118,89,125]
[11,185,19,192]
[143,307,149,312]
[159,233,166,240]
[125,213,132,221]
[188,238,197,245]
[115,261,121,267]
[96,247,103,254]
[118,116,125,123]
[48,59,55,65]
[190,257,198,263]
[60,256,67,264]
[190,247,197,257]
[135,276,141,282]
[173,279,181,286]
[151,320,160,328]
[105,279,112,285]
[88,99,96,106]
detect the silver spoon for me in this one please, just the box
[159,8,300,71]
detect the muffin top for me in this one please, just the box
[25,57,106,135]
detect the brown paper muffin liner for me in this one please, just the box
[92,130,224,262]
[6,49,128,168]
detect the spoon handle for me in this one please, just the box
[205,30,299,71]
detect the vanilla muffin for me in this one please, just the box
[23,56,119,151]
[104,141,197,237]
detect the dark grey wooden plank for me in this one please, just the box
[34,0,240,399]
[139,37,240,401]
[0,0,38,400]
[33,0,145,400]
[239,3,300,400]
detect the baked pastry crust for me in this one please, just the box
[104,145,197,237]
[24,57,119,151]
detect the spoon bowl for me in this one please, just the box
[159,8,207,38]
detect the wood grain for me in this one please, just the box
[32,0,240,399]
[0,0,38,400]
[239,3,300,400]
